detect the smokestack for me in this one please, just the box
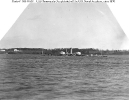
[70,48,72,54]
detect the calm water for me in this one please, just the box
[0,54,129,100]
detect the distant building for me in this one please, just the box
[76,52,81,56]
[0,49,5,52]
[60,51,65,55]
[90,54,93,56]
[14,49,20,52]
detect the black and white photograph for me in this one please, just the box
[0,0,129,100]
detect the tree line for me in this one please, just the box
[0,48,129,55]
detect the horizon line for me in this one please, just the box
[0,47,129,51]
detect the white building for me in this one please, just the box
[60,51,65,55]
[0,49,5,52]
[76,52,81,55]
[14,49,19,52]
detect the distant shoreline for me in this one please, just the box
[0,48,129,55]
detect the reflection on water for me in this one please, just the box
[0,54,129,100]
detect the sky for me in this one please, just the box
[0,1,129,50]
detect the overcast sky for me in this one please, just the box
[0,3,128,50]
